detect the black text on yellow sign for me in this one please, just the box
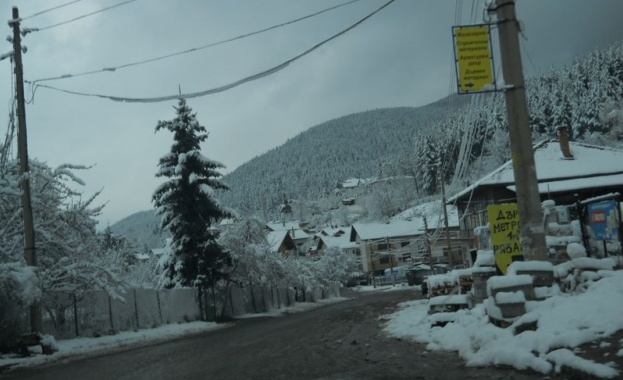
[452,24,495,93]
[487,203,524,274]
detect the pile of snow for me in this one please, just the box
[427,273,458,289]
[507,260,554,274]
[383,269,623,378]
[567,242,588,259]
[352,284,411,293]
[473,250,494,267]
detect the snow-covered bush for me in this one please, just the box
[0,263,40,351]
[314,246,358,286]
[1,159,127,298]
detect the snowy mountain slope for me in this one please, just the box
[218,95,469,215]
[109,209,168,250]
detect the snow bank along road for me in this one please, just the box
[3,289,541,380]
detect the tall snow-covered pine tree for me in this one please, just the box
[153,99,232,289]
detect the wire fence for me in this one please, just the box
[6,283,341,341]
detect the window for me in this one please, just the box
[379,256,390,264]
[377,243,388,251]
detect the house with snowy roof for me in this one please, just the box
[350,202,469,274]
[266,230,297,256]
[265,221,311,253]
[449,137,623,239]
[315,233,360,257]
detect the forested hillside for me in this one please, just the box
[115,43,623,242]
[218,96,469,216]
[110,210,168,250]
[413,43,623,197]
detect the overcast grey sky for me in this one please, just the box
[1,0,622,226]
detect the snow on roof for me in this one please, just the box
[319,234,358,250]
[266,230,289,253]
[341,177,376,188]
[392,200,459,228]
[449,140,623,202]
[351,218,426,241]
[507,173,623,194]
[266,221,300,231]
[342,178,362,188]
[319,227,347,237]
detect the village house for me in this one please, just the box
[266,221,312,253]
[315,227,360,261]
[449,136,623,246]
[266,230,297,256]
[349,201,470,275]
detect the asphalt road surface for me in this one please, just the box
[4,289,544,380]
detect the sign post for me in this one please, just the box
[487,203,524,274]
[452,24,496,94]
[587,200,620,256]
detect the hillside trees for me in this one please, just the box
[153,99,233,290]
[202,44,623,222]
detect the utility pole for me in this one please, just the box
[423,216,433,265]
[10,7,42,333]
[492,0,547,261]
[386,236,395,286]
[439,178,454,268]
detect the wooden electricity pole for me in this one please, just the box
[10,7,42,333]
[493,0,547,261]
[439,177,454,268]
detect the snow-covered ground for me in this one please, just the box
[0,297,350,372]
[0,321,224,371]
[352,283,413,292]
[382,269,623,379]
[233,296,349,318]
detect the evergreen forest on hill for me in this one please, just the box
[218,43,623,219]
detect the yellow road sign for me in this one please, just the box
[487,203,524,274]
[453,25,495,93]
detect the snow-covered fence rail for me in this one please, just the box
[41,288,201,339]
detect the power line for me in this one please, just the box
[32,0,396,104]
[30,0,362,84]
[27,0,136,33]
[20,0,85,21]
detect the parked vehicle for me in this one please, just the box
[406,264,450,286]
[383,265,410,283]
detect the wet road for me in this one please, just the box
[3,289,543,380]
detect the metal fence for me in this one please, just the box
[38,283,341,339]
[42,288,202,339]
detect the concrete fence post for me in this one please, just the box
[107,293,114,332]
[73,292,79,337]
[133,289,140,329]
